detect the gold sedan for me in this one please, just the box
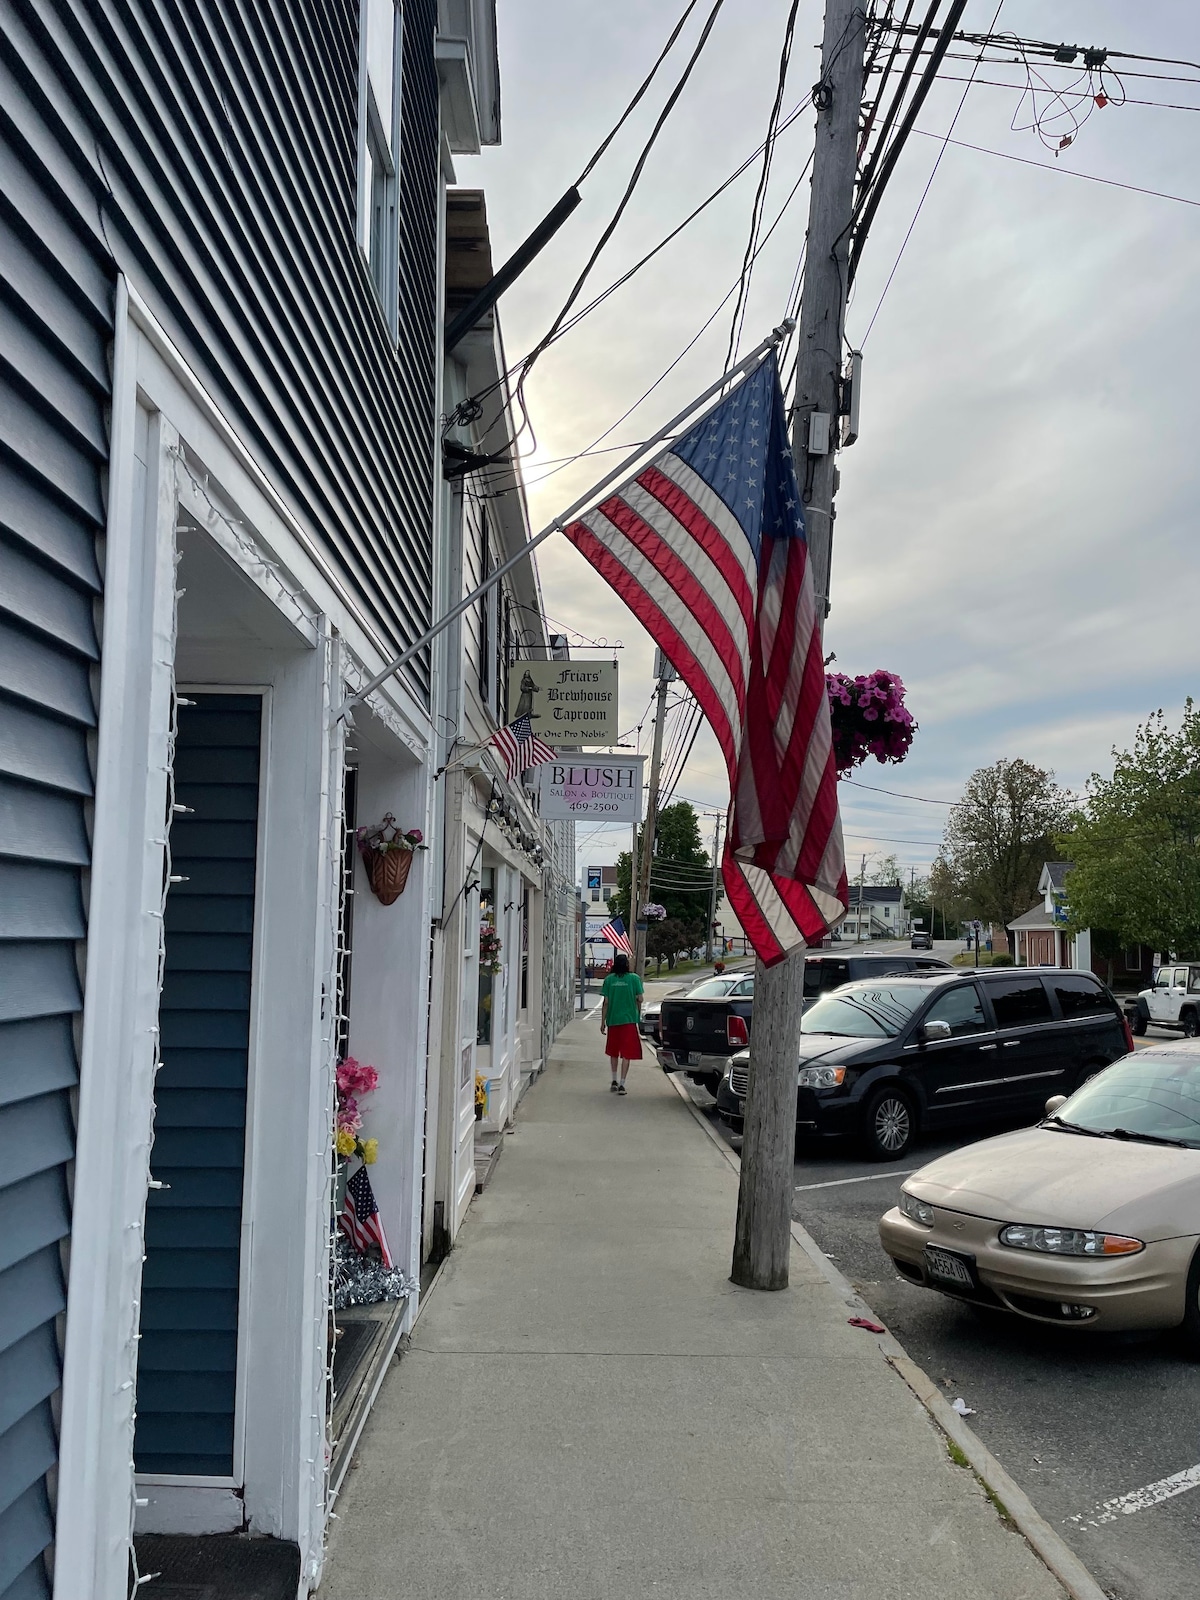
[879,1042,1200,1348]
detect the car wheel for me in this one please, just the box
[861,1086,914,1161]
[1176,1247,1200,1360]
[1184,1011,1200,1039]
[1131,1010,1148,1037]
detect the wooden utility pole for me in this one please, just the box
[705,814,723,963]
[732,0,864,1292]
[633,669,671,977]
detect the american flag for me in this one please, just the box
[489,715,555,784]
[599,914,632,955]
[340,1164,393,1269]
[564,354,847,965]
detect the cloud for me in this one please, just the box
[459,0,1200,876]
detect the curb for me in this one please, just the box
[664,1073,1108,1600]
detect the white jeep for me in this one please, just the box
[1130,964,1200,1037]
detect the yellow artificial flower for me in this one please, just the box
[335,1127,357,1157]
[361,1138,378,1165]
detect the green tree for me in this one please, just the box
[1060,703,1200,956]
[611,802,716,958]
[939,758,1073,934]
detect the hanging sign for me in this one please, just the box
[507,660,618,746]
[539,756,645,821]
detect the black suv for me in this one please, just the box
[715,968,1134,1160]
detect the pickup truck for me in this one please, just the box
[658,952,952,1096]
[658,974,755,1095]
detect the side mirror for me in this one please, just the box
[920,1019,952,1043]
[1045,1094,1068,1116]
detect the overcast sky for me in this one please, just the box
[456,0,1200,884]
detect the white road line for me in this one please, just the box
[1066,1462,1200,1528]
[794,1168,918,1192]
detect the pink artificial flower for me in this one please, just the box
[405,828,423,844]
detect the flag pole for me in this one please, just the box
[337,319,795,721]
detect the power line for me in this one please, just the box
[843,777,960,805]
[515,0,731,409]
[725,0,803,370]
[907,127,1200,208]
[573,0,708,187]
[855,0,999,329]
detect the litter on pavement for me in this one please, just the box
[952,1398,976,1417]
[848,1316,887,1333]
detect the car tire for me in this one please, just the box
[1183,1011,1200,1039]
[1176,1247,1200,1361]
[861,1085,915,1161]
[702,1073,723,1098]
[1131,1009,1148,1037]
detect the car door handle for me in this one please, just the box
[1003,1040,1021,1047]
[978,1043,998,1051]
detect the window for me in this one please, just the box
[590,890,599,903]
[802,984,926,1039]
[1175,967,1191,989]
[1189,969,1200,996]
[1050,975,1113,1019]
[733,979,755,996]
[1123,947,1141,971]
[1154,968,1171,990]
[988,976,1052,1028]
[923,984,988,1037]
[804,959,849,996]
[357,0,399,327]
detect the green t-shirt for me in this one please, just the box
[602,971,644,1027]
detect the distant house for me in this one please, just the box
[1008,863,1154,988]
[842,884,910,940]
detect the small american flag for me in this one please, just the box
[340,1164,393,1269]
[599,915,632,955]
[490,715,555,783]
[564,353,847,965]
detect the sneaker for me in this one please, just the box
[609,1080,619,1092]
[617,1083,627,1095]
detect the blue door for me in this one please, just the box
[134,695,262,1477]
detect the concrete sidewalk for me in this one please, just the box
[320,1013,1065,1600]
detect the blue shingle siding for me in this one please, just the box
[1,0,439,694]
[134,695,261,1479]
[0,6,109,1583]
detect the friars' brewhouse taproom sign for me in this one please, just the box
[539,756,645,821]
[506,660,617,746]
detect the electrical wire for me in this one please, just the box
[857,0,1003,345]
[472,154,814,505]
[574,0,707,187]
[514,0,731,418]
[907,128,1200,209]
[725,0,803,370]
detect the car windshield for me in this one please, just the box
[686,977,739,999]
[1055,1053,1200,1149]
[801,984,926,1039]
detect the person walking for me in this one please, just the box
[600,952,644,1095]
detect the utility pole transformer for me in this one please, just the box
[731,0,864,1293]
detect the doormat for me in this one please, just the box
[132,1534,300,1600]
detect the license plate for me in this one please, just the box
[687,1051,702,1065]
[925,1245,976,1288]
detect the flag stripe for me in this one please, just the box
[566,521,739,768]
[589,499,749,713]
[633,465,756,630]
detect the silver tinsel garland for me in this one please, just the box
[332,1232,418,1309]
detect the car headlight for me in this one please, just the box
[901,1191,934,1227]
[797,1065,846,1088]
[999,1224,1144,1257]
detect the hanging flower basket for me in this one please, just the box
[479,923,503,974]
[356,814,425,905]
[825,670,915,773]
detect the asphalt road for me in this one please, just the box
[677,1023,1200,1600]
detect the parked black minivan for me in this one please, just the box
[715,968,1134,1159]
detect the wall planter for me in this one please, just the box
[356,814,425,905]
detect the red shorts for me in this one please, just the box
[604,1022,643,1060]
